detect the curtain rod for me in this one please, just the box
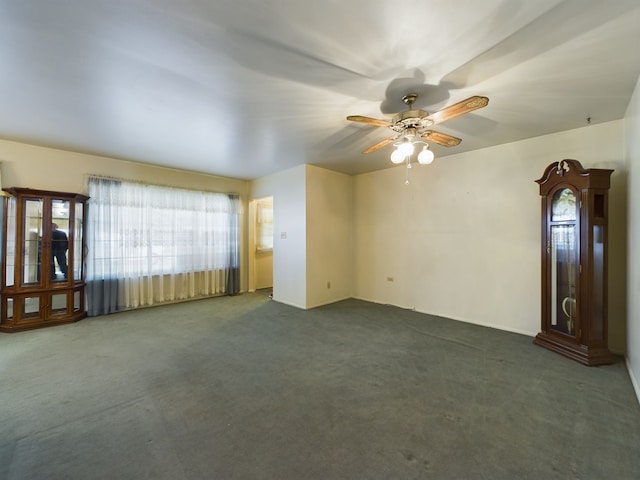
[86,174,242,197]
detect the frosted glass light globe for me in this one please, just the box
[390,149,405,164]
[398,141,414,157]
[417,146,434,165]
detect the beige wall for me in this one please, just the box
[353,120,627,352]
[625,74,640,400]
[250,165,353,309]
[255,251,273,290]
[0,138,250,291]
[305,165,352,308]
[251,165,307,308]
[0,139,248,195]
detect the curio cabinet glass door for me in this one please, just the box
[1,188,89,332]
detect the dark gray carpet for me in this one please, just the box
[1,293,639,479]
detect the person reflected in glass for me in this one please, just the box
[51,223,68,279]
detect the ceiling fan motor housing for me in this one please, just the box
[390,109,434,133]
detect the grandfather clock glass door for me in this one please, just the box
[549,188,579,337]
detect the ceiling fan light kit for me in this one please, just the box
[347,93,489,174]
[417,145,434,165]
[390,148,407,164]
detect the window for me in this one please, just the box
[255,198,273,251]
[85,177,241,314]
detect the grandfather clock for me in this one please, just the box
[534,159,613,365]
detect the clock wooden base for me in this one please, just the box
[534,332,614,366]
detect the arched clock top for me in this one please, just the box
[536,159,613,195]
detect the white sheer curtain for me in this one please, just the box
[86,177,241,316]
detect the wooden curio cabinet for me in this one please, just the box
[1,188,89,332]
[534,160,613,365]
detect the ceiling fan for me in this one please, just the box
[346,93,489,156]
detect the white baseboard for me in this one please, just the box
[352,296,537,338]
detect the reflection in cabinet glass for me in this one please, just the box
[534,160,613,365]
[23,198,43,285]
[5,198,16,287]
[1,188,89,332]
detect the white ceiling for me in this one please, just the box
[1,0,639,180]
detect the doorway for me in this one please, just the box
[248,196,273,294]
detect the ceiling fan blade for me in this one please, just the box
[421,130,462,147]
[347,115,392,127]
[362,135,397,154]
[426,96,489,125]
